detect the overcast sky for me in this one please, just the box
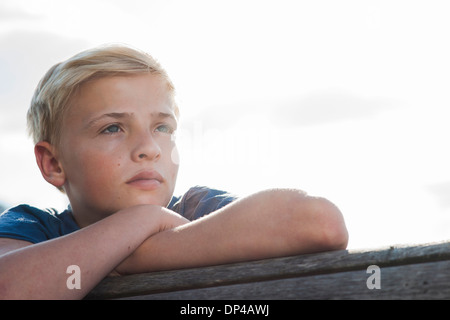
[1,0,449,249]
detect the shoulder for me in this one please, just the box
[169,186,238,220]
[0,204,79,243]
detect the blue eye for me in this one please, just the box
[155,124,174,134]
[102,124,122,134]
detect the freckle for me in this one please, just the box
[117,163,121,167]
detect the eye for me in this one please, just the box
[155,124,174,134]
[101,124,122,134]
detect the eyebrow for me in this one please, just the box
[84,112,177,129]
[155,112,177,122]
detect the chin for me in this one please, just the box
[128,194,171,208]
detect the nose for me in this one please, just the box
[131,132,161,162]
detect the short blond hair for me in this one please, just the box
[27,44,177,146]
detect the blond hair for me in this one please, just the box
[27,44,177,146]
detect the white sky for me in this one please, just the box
[0,0,449,249]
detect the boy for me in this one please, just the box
[0,44,348,299]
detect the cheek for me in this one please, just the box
[166,143,180,180]
[170,162,179,185]
[91,154,124,179]
[170,145,180,166]
[67,149,123,189]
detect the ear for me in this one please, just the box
[34,141,66,189]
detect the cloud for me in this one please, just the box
[0,30,90,132]
[428,182,450,209]
[184,90,398,132]
[268,91,397,127]
[0,2,41,22]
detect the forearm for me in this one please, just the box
[0,205,183,299]
[116,189,348,274]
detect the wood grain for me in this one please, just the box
[86,240,450,300]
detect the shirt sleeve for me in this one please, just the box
[169,186,238,220]
[0,204,78,244]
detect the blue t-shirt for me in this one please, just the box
[0,186,237,244]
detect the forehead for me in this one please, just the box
[67,73,176,119]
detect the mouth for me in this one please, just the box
[126,170,164,191]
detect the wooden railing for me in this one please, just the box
[86,240,450,300]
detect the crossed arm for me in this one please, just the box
[0,188,348,299]
[114,189,348,274]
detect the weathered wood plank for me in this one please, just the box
[86,240,450,299]
[119,259,450,300]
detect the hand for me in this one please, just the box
[112,205,190,275]
[156,207,190,232]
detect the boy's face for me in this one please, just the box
[57,74,179,226]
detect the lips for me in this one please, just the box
[126,170,164,190]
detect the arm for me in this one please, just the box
[0,205,188,299]
[115,188,349,274]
